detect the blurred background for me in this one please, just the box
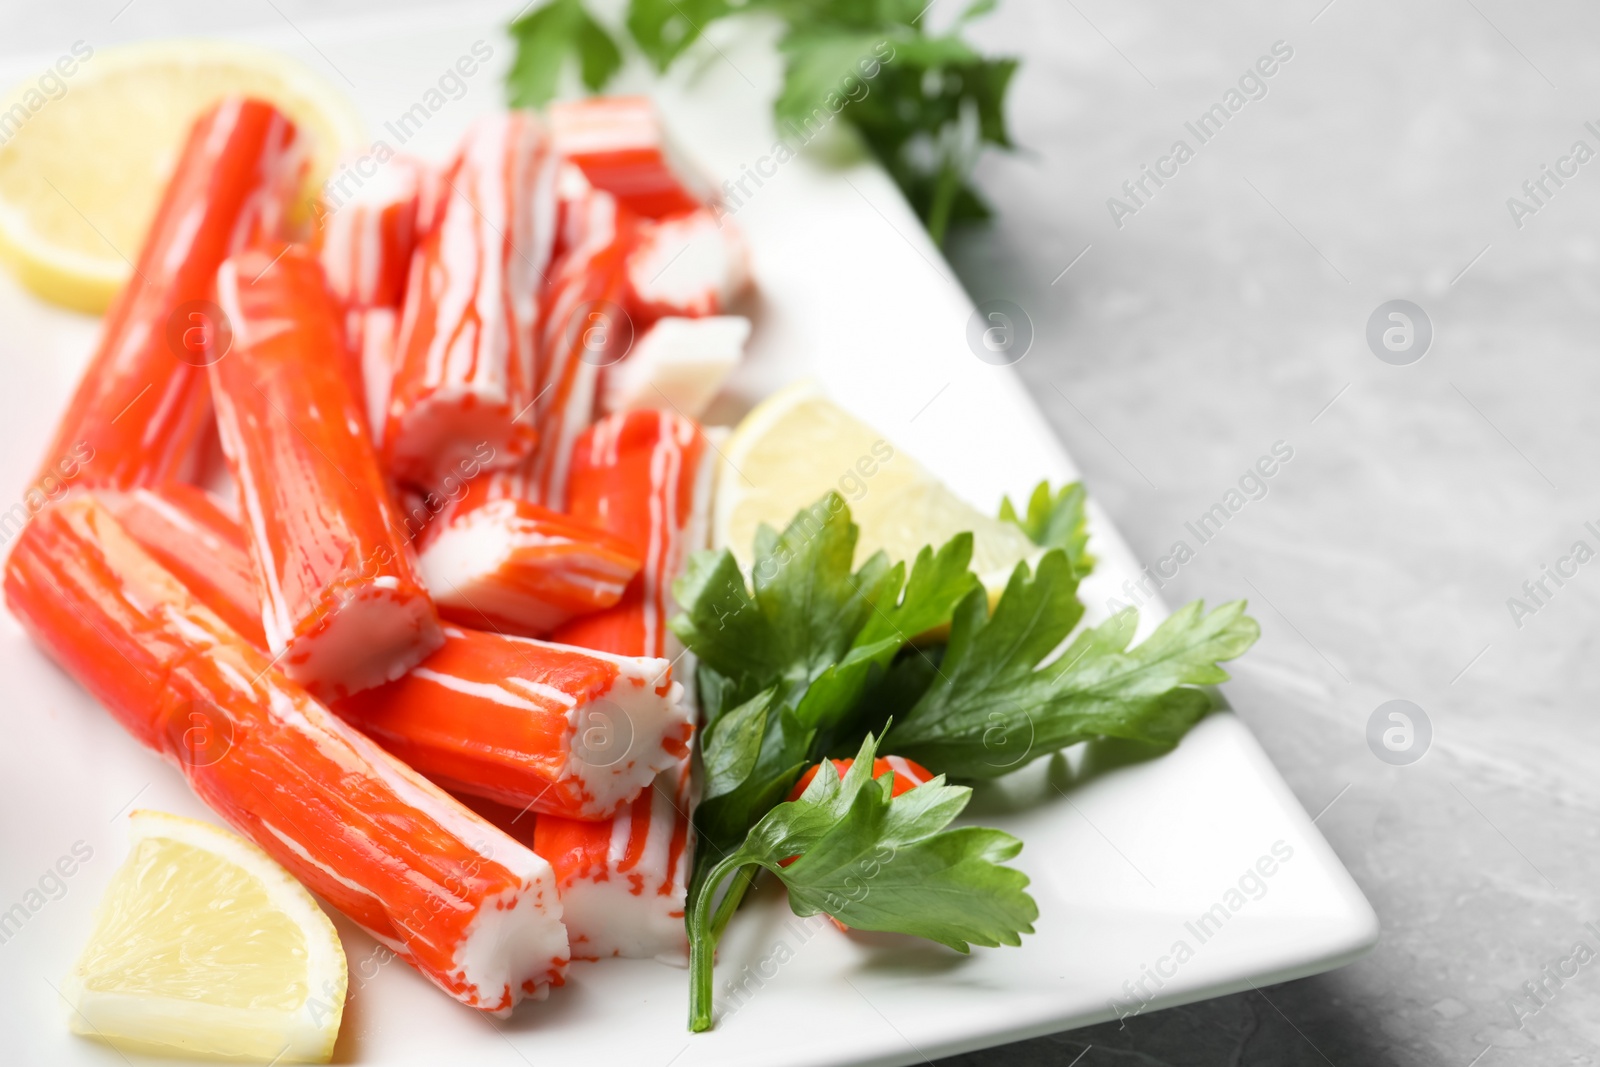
[5,2,1598,1064]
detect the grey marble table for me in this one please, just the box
[5,2,1595,1065]
[940,2,1600,1064]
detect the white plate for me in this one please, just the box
[0,7,1377,1065]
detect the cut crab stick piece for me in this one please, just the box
[99,484,264,648]
[4,495,568,1013]
[538,410,714,961]
[315,154,427,309]
[334,625,692,819]
[625,208,749,320]
[601,315,749,419]
[526,184,637,507]
[212,245,442,701]
[550,410,712,659]
[534,758,693,961]
[346,306,398,447]
[100,487,683,818]
[30,98,304,500]
[548,96,709,219]
[385,113,558,490]
[418,499,643,636]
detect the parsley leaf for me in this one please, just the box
[506,0,622,108]
[674,494,981,895]
[673,493,897,715]
[1000,479,1094,576]
[885,559,1261,779]
[626,0,731,71]
[673,491,1261,1032]
[687,732,1037,1031]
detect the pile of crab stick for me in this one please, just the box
[4,93,752,1014]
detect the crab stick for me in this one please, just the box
[526,183,637,507]
[548,96,709,219]
[626,208,750,321]
[315,154,428,310]
[4,495,569,1013]
[550,410,712,660]
[98,484,264,648]
[535,758,693,961]
[335,625,692,819]
[30,98,304,499]
[212,245,442,701]
[601,315,749,419]
[418,499,644,636]
[102,489,690,820]
[384,113,558,490]
[346,306,398,447]
[538,410,714,961]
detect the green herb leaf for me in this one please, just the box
[673,493,900,714]
[856,534,980,647]
[676,496,981,898]
[773,32,897,129]
[672,494,976,745]
[506,0,623,107]
[625,0,733,71]
[692,687,810,877]
[1000,480,1094,576]
[687,732,1036,1030]
[751,741,1034,948]
[886,560,1261,779]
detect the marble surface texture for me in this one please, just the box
[4,2,1596,1065]
[940,2,1600,1064]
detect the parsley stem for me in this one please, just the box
[688,854,751,1032]
[926,157,961,247]
[709,865,756,940]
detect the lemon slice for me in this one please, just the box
[714,381,1042,600]
[64,810,346,1063]
[0,40,364,312]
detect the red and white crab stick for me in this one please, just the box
[212,245,442,701]
[551,410,712,661]
[336,625,692,819]
[102,485,692,820]
[601,315,749,419]
[384,113,558,490]
[549,96,709,219]
[626,208,750,321]
[539,409,714,960]
[99,484,264,648]
[30,97,303,499]
[417,495,644,637]
[402,172,642,633]
[4,495,569,1014]
[345,306,398,447]
[525,177,637,508]
[315,153,430,310]
[315,156,425,431]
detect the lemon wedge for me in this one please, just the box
[0,39,364,312]
[713,381,1041,600]
[64,810,346,1063]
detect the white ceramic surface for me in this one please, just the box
[0,7,1377,1064]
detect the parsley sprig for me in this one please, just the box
[1001,479,1094,574]
[675,493,978,888]
[505,0,1020,243]
[670,487,1260,1031]
[687,730,1036,1031]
